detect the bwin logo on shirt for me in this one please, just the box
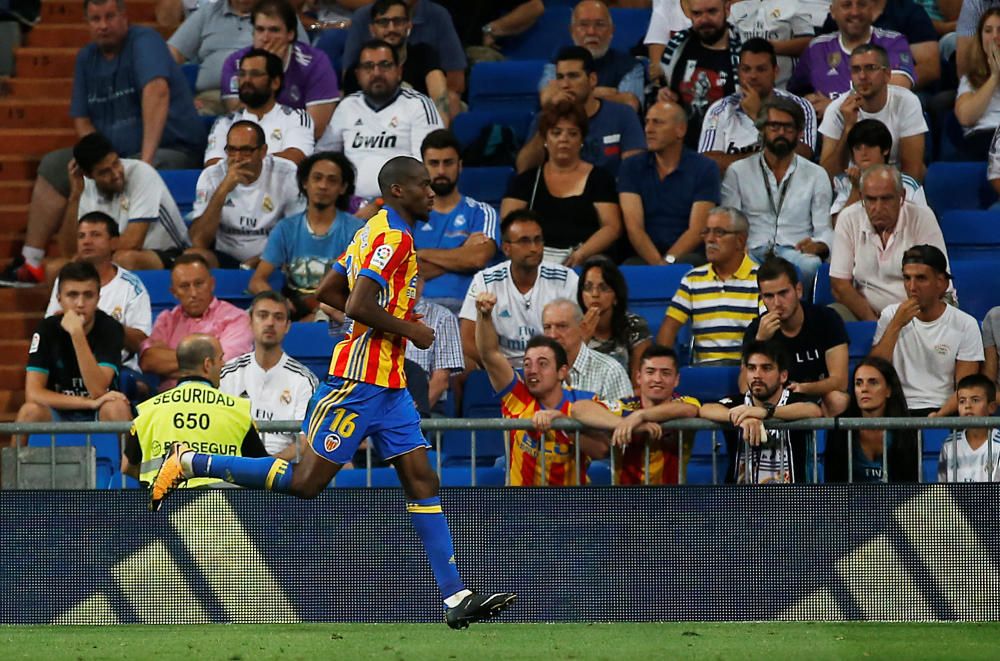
[352,132,398,149]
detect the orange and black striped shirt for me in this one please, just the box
[499,377,596,486]
[329,208,418,388]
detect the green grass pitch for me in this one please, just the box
[4,623,1000,660]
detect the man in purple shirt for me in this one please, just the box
[220,0,340,141]
[789,0,914,118]
[139,254,253,392]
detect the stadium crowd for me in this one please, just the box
[8,0,1000,487]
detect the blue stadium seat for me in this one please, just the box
[812,262,833,307]
[686,430,724,484]
[621,264,692,337]
[333,467,401,487]
[438,466,507,487]
[679,365,740,405]
[587,460,611,485]
[284,322,338,380]
[138,269,285,318]
[451,109,535,150]
[468,60,548,111]
[158,169,201,218]
[845,321,876,360]
[939,210,1000,260]
[27,433,122,489]
[501,6,573,60]
[922,428,952,483]
[609,8,652,51]
[458,167,514,208]
[440,370,505,465]
[950,259,1000,323]
[924,162,997,216]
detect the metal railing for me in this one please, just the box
[2,416,998,488]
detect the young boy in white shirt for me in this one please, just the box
[938,374,1000,483]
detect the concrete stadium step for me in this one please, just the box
[0,390,25,417]
[0,366,26,390]
[0,156,40,181]
[0,312,45,339]
[0,206,29,231]
[0,128,77,154]
[0,77,74,99]
[14,48,79,80]
[0,100,72,129]
[26,22,172,48]
[0,282,48,309]
[0,339,30,365]
[0,232,27,257]
[41,0,158,24]
[0,182,32,205]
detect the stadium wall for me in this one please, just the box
[1,486,997,624]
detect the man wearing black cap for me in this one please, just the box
[870,245,984,417]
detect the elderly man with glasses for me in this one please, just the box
[189,120,304,269]
[656,206,764,365]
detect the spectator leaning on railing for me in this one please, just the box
[824,356,919,483]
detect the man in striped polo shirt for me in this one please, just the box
[656,206,763,364]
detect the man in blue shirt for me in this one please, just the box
[416,129,500,315]
[2,0,204,287]
[517,46,644,177]
[619,100,721,265]
[248,151,364,321]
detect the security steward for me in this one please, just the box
[123,333,267,488]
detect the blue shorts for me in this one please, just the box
[303,376,429,465]
[50,408,98,423]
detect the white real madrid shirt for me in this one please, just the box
[204,103,315,164]
[192,155,305,262]
[219,351,319,454]
[317,88,444,199]
[78,159,190,251]
[729,0,815,88]
[459,260,579,367]
[46,265,152,370]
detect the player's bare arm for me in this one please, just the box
[345,275,435,349]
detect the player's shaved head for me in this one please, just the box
[378,155,425,195]
[176,334,222,374]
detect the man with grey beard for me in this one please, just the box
[721,96,832,292]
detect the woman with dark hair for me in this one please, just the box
[824,357,920,483]
[500,99,622,267]
[249,151,365,321]
[954,8,1000,159]
[577,255,651,380]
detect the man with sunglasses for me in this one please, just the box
[189,120,304,269]
[318,39,444,201]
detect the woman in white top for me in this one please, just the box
[954,8,1000,159]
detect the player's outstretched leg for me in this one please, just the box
[148,441,338,511]
[393,449,516,628]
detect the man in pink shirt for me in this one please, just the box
[139,254,253,390]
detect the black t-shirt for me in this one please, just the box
[342,42,443,95]
[436,0,528,47]
[27,310,123,397]
[669,39,736,149]
[743,303,849,385]
[717,390,812,483]
[505,165,617,249]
